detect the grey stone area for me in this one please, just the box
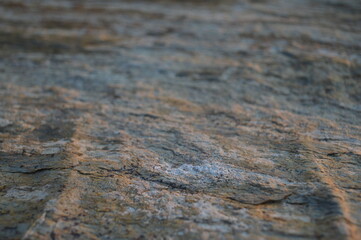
[0,0,360,239]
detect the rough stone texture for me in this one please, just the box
[0,0,360,239]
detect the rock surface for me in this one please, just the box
[0,0,360,239]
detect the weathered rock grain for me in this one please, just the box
[0,0,360,239]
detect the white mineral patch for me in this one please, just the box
[165,162,292,186]
[43,139,69,147]
[0,118,11,128]
[5,186,49,201]
[41,147,62,155]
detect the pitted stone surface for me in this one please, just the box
[0,0,360,239]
